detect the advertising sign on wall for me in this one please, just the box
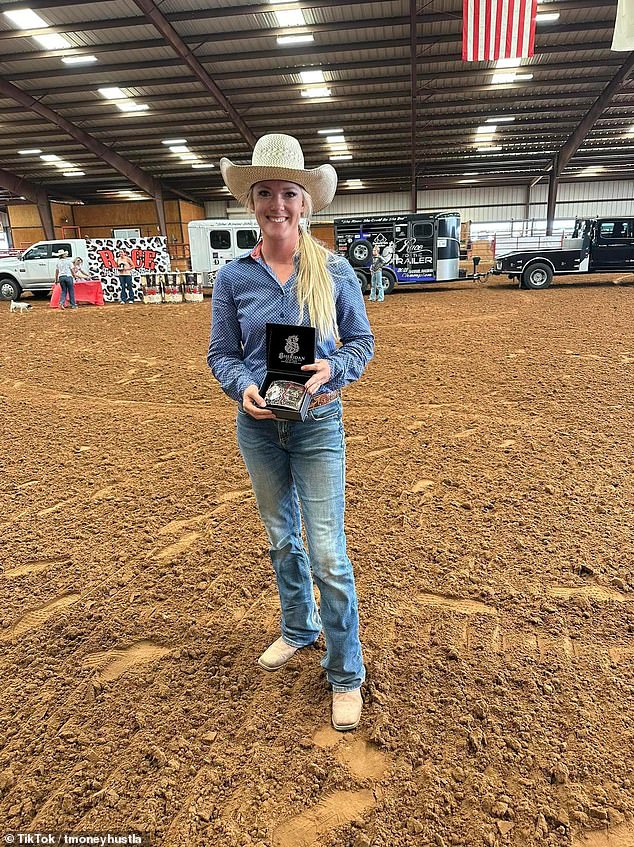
[86,236,171,302]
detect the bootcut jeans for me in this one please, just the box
[119,275,135,303]
[369,270,384,302]
[58,275,76,308]
[236,398,365,692]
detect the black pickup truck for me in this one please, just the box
[491,217,634,289]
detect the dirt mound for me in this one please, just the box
[1,275,633,846]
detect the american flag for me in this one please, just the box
[462,0,538,62]
[612,0,634,50]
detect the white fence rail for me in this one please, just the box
[493,235,565,257]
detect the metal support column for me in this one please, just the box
[409,0,417,212]
[546,155,559,235]
[153,185,167,237]
[36,191,55,239]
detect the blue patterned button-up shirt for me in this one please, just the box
[207,245,374,402]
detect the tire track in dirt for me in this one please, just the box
[547,585,628,603]
[383,588,634,667]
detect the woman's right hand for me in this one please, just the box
[243,384,275,420]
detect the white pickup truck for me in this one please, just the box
[0,236,171,301]
[0,238,89,300]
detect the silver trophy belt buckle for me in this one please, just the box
[265,380,306,411]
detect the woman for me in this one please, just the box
[54,249,76,310]
[71,257,91,281]
[369,245,385,303]
[207,134,374,731]
[116,249,136,304]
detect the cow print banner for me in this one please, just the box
[86,236,171,303]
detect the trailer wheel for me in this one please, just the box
[354,269,370,293]
[522,262,553,290]
[381,269,396,294]
[348,239,372,267]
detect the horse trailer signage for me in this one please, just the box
[333,211,468,293]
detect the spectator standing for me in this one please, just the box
[117,249,136,304]
[71,257,91,281]
[55,249,77,310]
[369,245,385,302]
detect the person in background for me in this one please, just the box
[55,249,77,310]
[71,257,91,281]
[117,249,136,304]
[208,134,374,732]
[369,244,385,302]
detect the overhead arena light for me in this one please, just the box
[117,102,149,113]
[301,87,331,98]
[277,34,314,45]
[300,69,325,83]
[275,8,306,26]
[62,55,98,65]
[98,87,126,99]
[3,9,49,28]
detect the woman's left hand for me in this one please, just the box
[301,359,331,395]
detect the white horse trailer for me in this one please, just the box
[188,219,258,285]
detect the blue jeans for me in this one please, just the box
[58,275,76,308]
[236,399,364,692]
[370,270,384,301]
[119,275,135,303]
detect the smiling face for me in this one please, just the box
[252,180,305,246]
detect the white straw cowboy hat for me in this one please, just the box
[220,133,338,212]
[56,249,68,256]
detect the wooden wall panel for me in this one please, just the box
[51,204,75,227]
[178,200,205,244]
[74,201,160,228]
[165,199,179,220]
[167,221,183,245]
[12,227,46,247]
[77,225,160,238]
[179,200,204,222]
[8,205,40,228]
[311,222,334,249]
[8,200,200,249]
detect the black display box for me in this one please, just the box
[260,323,316,421]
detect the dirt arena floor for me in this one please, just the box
[1,273,633,847]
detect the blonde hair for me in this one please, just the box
[245,185,337,341]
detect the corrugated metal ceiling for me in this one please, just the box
[0,0,631,206]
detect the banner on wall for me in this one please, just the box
[85,236,171,303]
